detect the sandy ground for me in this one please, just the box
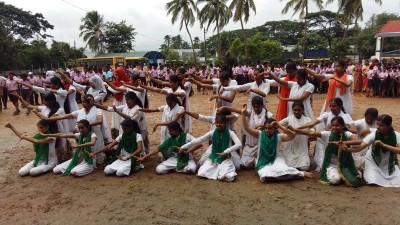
[0,90,400,225]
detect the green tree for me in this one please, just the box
[103,20,137,53]
[306,10,344,49]
[193,36,201,49]
[262,20,304,45]
[281,0,324,54]
[229,0,256,59]
[296,31,328,51]
[0,2,54,39]
[197,0,232,61]
[166,0,199,64]
[171,35,183,49]
[79,10,105,54]
[326,0,382,39]
[164,35,171,48]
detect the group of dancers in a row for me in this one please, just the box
[3,59,400,188]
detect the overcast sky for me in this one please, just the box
[5,0,400,53]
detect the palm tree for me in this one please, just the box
[281,0,323,55]
[193,36,201,49]
[164,35,171,48]
[326,0,382,39]
[166,0,199,64]
[229,0,256,61]
[197,0,232,61]
[171,35,183,49]
[79,10,105,54]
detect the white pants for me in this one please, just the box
[19,161,55,176]
[197,158,237,182]
[326,166,341,185]
[104,159,141,176]
[53,159,95,177]
[199,146,241,170]
[156,157,196,175]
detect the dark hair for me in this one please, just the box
[251,96,269,119]
[292,101,305,109]
[337,59,347,68]
[215,113,228,123]
[264,118,276,125]
[256,67,264,73]
[330,116,345,126]
[50,76,70,113]
[296,69,308,80]
[82,94,95,105]
[43,93,60,118]
[177,67,187,75]
[219,71,230,81]
[125,91,143,108]
[167,121,183,132]
[330,97,346,113]
[286,62,297,71]
[77,119,91,129]
[37,119,50,128]
[120,119,141,134]
[377,114,392,126]
[165,93,181,106]
[220,64,233,79]
[131,75,149,108]
[364,108,378,119]
[169,75,184,90]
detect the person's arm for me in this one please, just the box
[345,142,369,153]
[171,90,185,97]
[21,135,54,145]
[330,76,352,87]
[187,78,214,90]
[210,90,236,103]
[184,110,200,119]
[77,135,97,149]
[151,78,170,87]
[44,113,75,121]
[153,110,184,133]
[217,106,241,114]
[140,108,160,113]
[289,126,322,138]
[223,83,251,92]
[250,87,267,97]
[277,122,295,142]
[16,80,34,89]
[5,123,24,139]
[89,115,103,126]
[297,119,321,129]
[305,68,326,80]
[141,85,168,95]
[178,132,212,151]
[122,83,145,93]
[104,79,126,93]
[277,91,312,102]
[93,103,109,111]
[241,105,259,138]
[347,123,358,134]
[42,132,76,138]
[188,73,213,84]
[89,140,118,157]
[219,131,242,155]
[123,140,143,161]
[138,147,160,161]
[112,105,133,120]
[268,72,289,87]
[374,140,400,154]
[11,91,36,110]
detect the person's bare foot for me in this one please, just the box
[304,171,317,179]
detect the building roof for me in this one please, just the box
[95,51,165,60]
[376,20,400,37]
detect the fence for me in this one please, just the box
[1,68,47,77]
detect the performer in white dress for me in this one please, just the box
[241,105,312,182]
[89,120,144,176]
[222,67,271,110]
[269,69,315,120]
[139,93,184,144]
[5,120,57,176]
[279,101,312,171]
[95,91,149,153]
[306,59,354,116]
[139,122,199,175]
[347,115,400,187]
[178,114,242,182]
[42,95,109,164]
[49,120,97,177]
[297,98,356,171]
[61,73,107,104]
[352,108,378,168]
[12,92,70,162]
[291,116,364,187]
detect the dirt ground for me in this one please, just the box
[1,90,400,225]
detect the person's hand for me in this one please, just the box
[245,88,252,96]
[374,140,383,147]
[135,156,145,161]
[120,81,126,86]
[209,95,218,101]
[286,125,295,131]
[241,104,247,115]
[175,146,186,154]
[70,144,78,149]
[152,124,159,134]
[87,151,96,158]
[112,105,118,112]
[10,91,19,97]
[33,111,47,120]
[276,95,283,100]
[271,121,279,128]
[118,155,129,161]
[216,152,226,156]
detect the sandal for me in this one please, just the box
[13,110,20,116]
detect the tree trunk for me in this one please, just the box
[216,18,221,62]
[240,17,248,62]
[302,8,308,61]
[185,20,197,65]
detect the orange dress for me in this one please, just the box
[276,75,297,121]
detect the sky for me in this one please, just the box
[4,0,400,55]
